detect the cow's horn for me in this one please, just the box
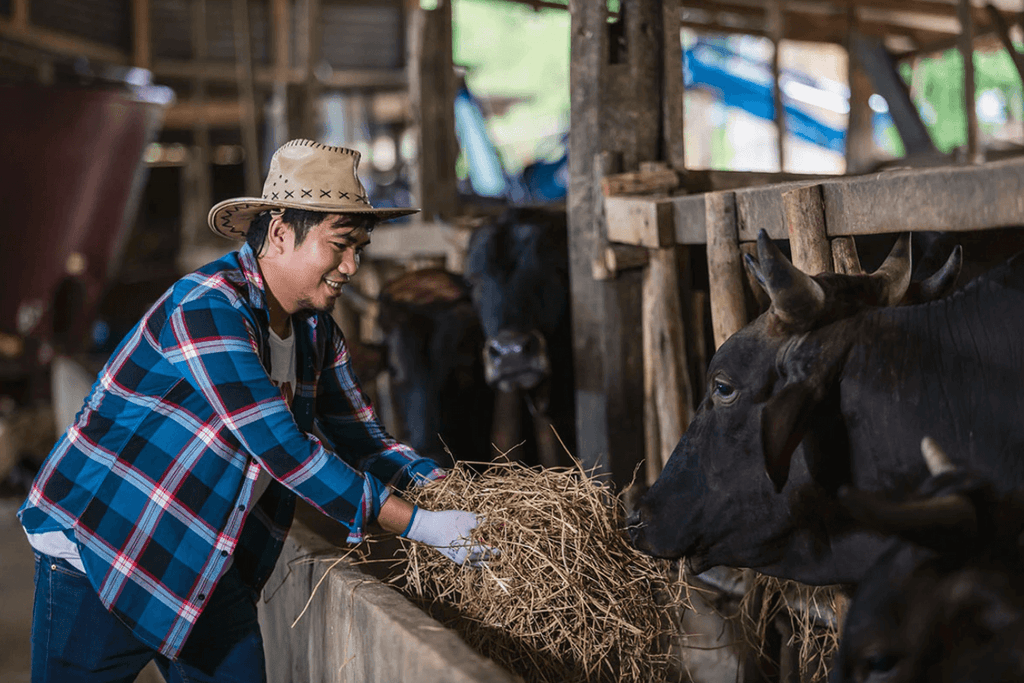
[755,229,826,324]
[916,245,962,302]
[869,234,912,306]
[921,436,955,476]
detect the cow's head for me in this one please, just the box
[464,207,569,394]
[628,230,961,580]
[377,269,492,465]
[833,439,1024,683]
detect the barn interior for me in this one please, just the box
[4,0,1024,681]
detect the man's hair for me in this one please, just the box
[246,209,376,255]
[246,208,327,255]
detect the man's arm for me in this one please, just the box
[158,292,390,542]
[313,319,444,489]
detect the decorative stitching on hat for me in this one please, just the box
[285,190,294,198]
[338,192,350,199]
[282,139,360,158]
[320,190,331,198]
[301,189,312,197]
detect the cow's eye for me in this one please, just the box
[711,376,737,404]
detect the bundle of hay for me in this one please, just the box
[385,460,685,683]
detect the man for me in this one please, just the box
[19,139,491,683]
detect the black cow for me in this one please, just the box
[832,438,1024,683]
[463,206,574,468]
[375,268,494,466]
[627,229,1024,586]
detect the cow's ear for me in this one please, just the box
[761,380,821,493]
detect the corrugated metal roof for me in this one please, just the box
[320,2,403,70]
[151,0,271,63]
[152,0,192,60]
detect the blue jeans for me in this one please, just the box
[31,552,267,683]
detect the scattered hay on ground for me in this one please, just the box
[381,459,687,683]
[739,573,848,683]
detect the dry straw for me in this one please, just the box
[382,458,687,683]
[739,574,847,683]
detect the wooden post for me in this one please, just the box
[569,0,663,486]
[769,1,786,172]
[291,0,321,140]
[643,247,694,483]
[831,236,863,275]
[408,2,458,221]
[662,0,685,169]
[131,0,151,69]
[959,0,979,163]
[781,184,832,275]
[985,5,1024,94]
[267,0,291,148]
[845,15,876,175]
[11,0,28,30]
[233,0,261,197]
[705,191,746,349]
[182,0,214,258]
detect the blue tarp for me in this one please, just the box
[684,44,846,154]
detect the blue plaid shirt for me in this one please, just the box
[18,243,442,658]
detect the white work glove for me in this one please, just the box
[401,507,497,567]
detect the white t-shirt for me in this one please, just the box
[25,323,299,570]
[254,326,297,500]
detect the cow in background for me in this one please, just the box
[463,206,575,468]
[625,229,1024,586]
[832,438,1024,683]
[374,268,494,467]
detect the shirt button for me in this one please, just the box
[237,505,245,512]
[198,594,206,601]
[221,550,228,557]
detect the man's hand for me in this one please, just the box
[402,508,497,567]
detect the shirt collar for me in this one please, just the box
[237,242,269,314]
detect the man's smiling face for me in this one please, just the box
[275,213,372,314]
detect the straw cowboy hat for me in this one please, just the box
[208,139,419,239]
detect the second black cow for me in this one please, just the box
[463,206,574,468]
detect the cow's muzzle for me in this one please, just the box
[483,329,550,391]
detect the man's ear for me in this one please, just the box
[266,214,291,255]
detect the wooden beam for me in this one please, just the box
[363,221,472,267]
[822,158,1024,236]
[11,0,28,30]
[985,3,1024,89]
[0,18,128,64]
[232,0,261,197]
[131,0,151,69]
[151,60,408,89]
[605,195,676,247]
[162,99,243,128]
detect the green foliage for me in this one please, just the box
[452,0,571,174]
[899,47,1023,153]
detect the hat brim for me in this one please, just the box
[208,197,420,240]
